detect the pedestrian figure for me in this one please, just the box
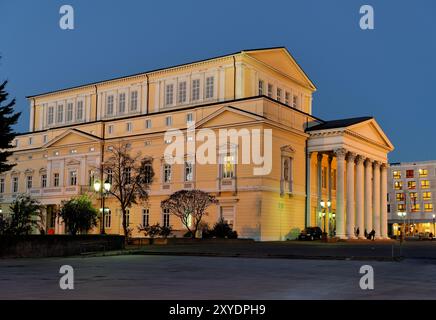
[356,227,360,238]
[370,229,376,240]
[364,229,368,239]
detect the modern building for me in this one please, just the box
[388,161,436,236]
[0,47,394,240]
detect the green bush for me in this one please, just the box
[207,218,238,239]
[58,195,98,235]
[139,223,172,238]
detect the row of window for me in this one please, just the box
[103,208,170,229]
[106,90,139,117]
[258,80,300,109]
[397,203,433,212]
[392,168,432,179]
[395,191,432,202]
[164,77,215,107]
[394,180,431,190]
[47,100,84,126]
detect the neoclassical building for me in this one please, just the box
[0,47,394,240]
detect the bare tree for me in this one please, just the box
[102,142,154,237]
[161,189,217,238]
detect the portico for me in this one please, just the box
[306,117,394,240]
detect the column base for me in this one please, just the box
[335,234,347,239]
[357,235,366,240]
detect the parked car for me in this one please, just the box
[298,227,323,241]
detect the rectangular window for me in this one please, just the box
[28,137,32,145]
[396,193,405,201]
[108,125,114,134]
[26,176,32,190]
[408,181,416,189]
[69,170,77,186]
[106,169,113,184]
[267,84,273,98]
[186,113,193,123]
[56,104,64,123]
[276,88,282,102]
[130,91,138,111]
[163,208,170,227]
[43,135,48,143]
[185,162,193,182]
[192,79,200,101]
[419,169,428,177]
[293,95,299,109]
[119,93,126,113]
[412,203,420,212]
[423,192,432,201]
[165,116,172,127]
[205,76,214,99]
[394,181,403,190]
[424,203,433,212]
[126,122,132,132]
[285,92,290,105]
[53,173,60,187]
[142,208,150,227]
[107,95,114,115]
[140,120,149,130]
[165,84,174,106]
[123,168,131,184]
[76,101,84,120]
[12,177,18,193]
[393,170,401,179]
[0,178,4,193]
[48,106,54,125]
[164,164,172,183]
[66,103,73,122]
[397,204,405,212]
[406,170,414,178]
[178,81,187,104]
[222,155,235,179]
[258,80,264,95]
[104,210,111,228]
[421,180,430,189]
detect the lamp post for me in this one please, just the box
[94,179,111,235]
[397,211,407,241]
[433,214,435,239]
[320,200,331,239]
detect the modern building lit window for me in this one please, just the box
[408,181,416,189]
[423,191,432,201]
[421,180,430,189]
[56,104,64,123]
[165,116,172,127]
[424,203,433,212]
[205,76,214,99]
[192,79,200,101]
[76,100,84,120]
[285,92,290,105]
[394,181,403,190]
[66,102,73,122]
[178,81,187,104]
[119,93,126,113]
[406,170,414,178]
[411,203,420,212]
[163,164,172,183]
[419,168,428,177]
[142,208,150,227]
[107,95,114,115]
[69,170,77,186]
[258,80,264,95]
[145,119,152,129]
[163,208,170,227]
[165,84,174,106]
[0,178,4,193]
[130,91,138,111]
[276,88,282,102]
[53,173,60,187]
[186,113,193,123]
[126,122,132,132]
[222,155,235,179]
[12,176,18,193]
[396,193,405,201]
[184,162,193,182]
[267,83,273,98]
[47,106,54,125]
[393,170,401,179]
[26,176,32,190]
[397,204,405,212]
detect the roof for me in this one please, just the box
[26,46,293,99]
[306,116,373,131]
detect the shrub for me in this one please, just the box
[139,223,172,238]
[58,195,98,235]
[2,194,44,235]
[209,218,238,239]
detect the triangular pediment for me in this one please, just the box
[195,106,264,129]
[44,129,101,148]
[244,48,316,91]
[347,119,394,151]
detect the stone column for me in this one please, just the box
[355,155,365,239]
[364,158,373,236]
[346,152,356,239]
[317,153,323,228]
[305,152,312,228]
[373,161,381,239]
[380,163,388,238]
[334,148,347,239]
[327,155,333,236]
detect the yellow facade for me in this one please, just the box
[0,47,393,240]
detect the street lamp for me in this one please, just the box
[397,211,407,241]
[320,200,331,239]
[94,179,111,234]
[432,214,435,239]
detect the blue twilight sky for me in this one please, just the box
[0,0,435,163]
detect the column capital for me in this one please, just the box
[355,155,365,165]
[334,148,347,160]
[380,162,388,169]
[373,161,382,168]
[346,152,357,162]
[364,157,373,166]
[317,152,324,162]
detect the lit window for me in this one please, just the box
[104,210,111,228]
[408,181,416,189]
[412,203,420,212]
[130,91,138,111]
[424,203,433,212]
[69,170,77,186]
[184,162,193,182]
[205,76,214,99]
[192,79,200,101]
[163,208,170,227]
[178,81,187,104]
[53,173,60,187]
[165,84,174,106]
[163,164,172,183]
[145,119,152,129]
[267,84,273,98]
[423,192,432,201]
[107,95,114,115]
[26,176,32,190]
[76,101,84,120]
[394,181,403,190]
[393,170,401,179]
[397,204,405,212]
[48,106,54,125]
[165,116,172,127]
[119,93,126,113]
[406,170,414,178]
[56,104,64,123]
[258,80,264,95]
[421,180,430,189]
[66,102,73,122]
[222,155,235,179]
[276,88,282,102]
[419,169,428,177]
[142,208,150,227]
[396,193,405,201]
